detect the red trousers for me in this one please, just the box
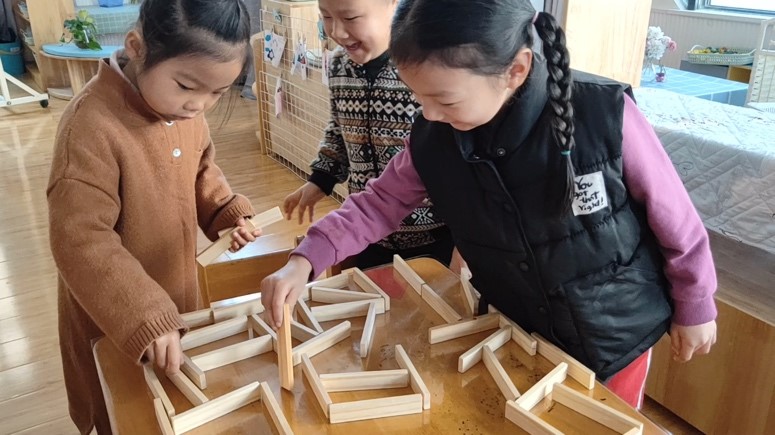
[604,348,652,409]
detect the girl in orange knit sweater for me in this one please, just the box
[47,1,257,433]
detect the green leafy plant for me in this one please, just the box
[60,10,102,50]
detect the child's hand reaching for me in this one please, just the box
[670,320,717,362]
[145,330,183,374]
[261,255,313,328]
[229,218,262,252]
[283,182,326,224]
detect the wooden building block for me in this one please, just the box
[153,398,175,435]
[460,268,478,317]
[181,308,214,329]
[552,383,643,434]
[259,382,294,435]
[301,354,332,418]
[249,314,277,342]
[359,301,378,358]
[482,346,520,401]
[352,268,391,310]
[168,372,209,406]
[180,316,248,351]
[428,313,500,344]
[499,315,538,356]
[191,335,273,372]
[305,271,353,291]
[311,299,384,323]
[212,298,264,322]
[170,382,261,434]
[143,364,175,417]
[291,320,319,342]
[515,362,568,411]
[196,207,284,267]
[394,344,431,410]
[181,353,206,390]
[532,332,595,390]
[197,243,291,304]
[292,321,352,366]
[505,400,563,435]
[311,287,382,304]
[319,369,409,392]
[421,284,462,323]
[296,298,324,333]
[329,394,423,424]
[458,325,512,373]
[279,304,294,391]
[393,255,424,294]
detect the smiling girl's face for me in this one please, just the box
[319,0,397,65]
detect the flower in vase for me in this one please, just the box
[645,26,677,63]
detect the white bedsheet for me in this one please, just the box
[633,87,775,254]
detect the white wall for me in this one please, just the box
[648,8,764,68]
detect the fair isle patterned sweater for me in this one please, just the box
[309,50,445,250]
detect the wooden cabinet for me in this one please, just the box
[680,59,753,84]
[11,0,73,90]
[548,0,653,87]
[646,232,775,434]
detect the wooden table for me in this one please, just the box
[95,258,667,434]
[640,66,749,106]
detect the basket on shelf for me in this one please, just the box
[687,45,755,65]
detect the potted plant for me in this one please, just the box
[60,10,102,50]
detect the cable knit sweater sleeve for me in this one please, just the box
[195,121,255,241]
[48,126,187,361]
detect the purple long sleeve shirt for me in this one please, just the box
[295,95,717,326]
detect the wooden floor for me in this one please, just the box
[0,81,701,434]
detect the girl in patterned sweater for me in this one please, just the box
[282,0,456,269]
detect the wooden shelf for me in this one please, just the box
[21,40,38,55]
[25,63,44,90]
[12,0,75,91]
[15,4,31,23]
[727,65,752,84]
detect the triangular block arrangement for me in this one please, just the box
[425,309,640,434]
[505,364,643,435]
[295,268,392,358]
